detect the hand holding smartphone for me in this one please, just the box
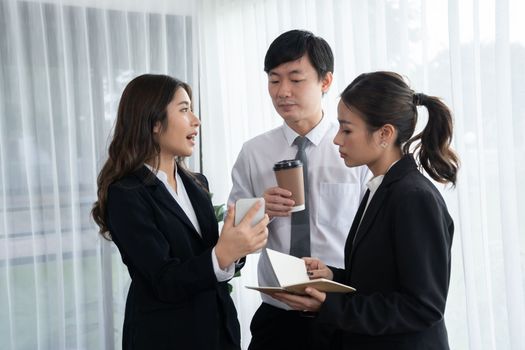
[234,198,265,227]
[215,198,267,259]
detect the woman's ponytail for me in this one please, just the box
[404,93,459,185]
[340,72,459,185]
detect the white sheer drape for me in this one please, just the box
[2,0,524,349]
[0,1,196,349]
[198,0,525,349]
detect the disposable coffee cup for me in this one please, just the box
[273,159,305,212]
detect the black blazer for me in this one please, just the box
[106,166,242,350]
[317,154,453,350]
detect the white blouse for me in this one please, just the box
[144,164,234,282]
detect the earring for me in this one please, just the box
[380,141,388,148]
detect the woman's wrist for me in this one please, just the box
[214,242,234,270]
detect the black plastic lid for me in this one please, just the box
[273,159,303,170]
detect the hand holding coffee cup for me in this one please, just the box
[273,159,305,212]
[263,186,295,218]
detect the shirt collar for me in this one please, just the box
[366,174,384,193]
[144,163,177,183]
[282,112,330,147]
[366,159,401,192]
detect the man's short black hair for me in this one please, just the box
[264,29,334,80]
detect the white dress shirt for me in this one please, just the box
[362,160,400,216]
[228,116,370,309]
[145,164,235,282]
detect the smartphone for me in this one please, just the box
[234,198,265,226]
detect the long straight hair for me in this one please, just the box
[340,71,459,185]
[91,74,193,239]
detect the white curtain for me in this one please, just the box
[0,0,196,349]
[2,0,525,349]
[197,0,525,349]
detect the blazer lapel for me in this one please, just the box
[345,189,369,267]
[178,169,217,247]
[351,187,387,251]
[349,154,418,258]
[134,166,202,240]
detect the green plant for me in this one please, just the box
[213,203,226,222]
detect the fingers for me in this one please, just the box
[307,269,325,279]
[308,268,333,280]
[253,227,269,251]
[242,212,268,253]
[253,214,269,233]
[223,204,234,228]
[305,288,326,303]
[264,187,294,217]
[239,199,264,225]
[266,206,293,217]
[303,258,332,280]
[265,187,292,197]
[272,292,322,312]
[265,192,294,206]
[304,257,323,271]
[303,257,318,267]
[272,292,305,308]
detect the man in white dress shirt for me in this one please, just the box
[228,30,369,350]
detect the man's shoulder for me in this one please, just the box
[240,125,284,150]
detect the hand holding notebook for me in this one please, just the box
[246,248,355,295]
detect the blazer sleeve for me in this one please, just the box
[318,187,453,335]
[107,183,218,304]
[329,266,346,283]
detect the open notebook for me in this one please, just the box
[246,248,355,295]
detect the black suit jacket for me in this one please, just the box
[106,166,242,350]
[317,154,453,350]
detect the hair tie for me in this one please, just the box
[413,93,427,106]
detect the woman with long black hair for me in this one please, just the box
[92,74,268,350]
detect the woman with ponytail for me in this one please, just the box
[92,74,268,350]
[273,71,458,349]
